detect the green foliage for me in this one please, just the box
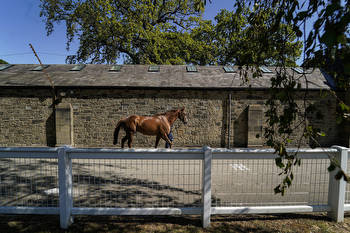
[0,59,8,64]
[40,0,209,64]
[233,0,350,195]
[212,6,304,176]
[304,46,350,91]
[214,5,302,66]
[39,0,299,66]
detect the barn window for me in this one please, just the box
[291,67,305,74]
[148,65,159,72]
[223,66,235,73]
[70,64,86,71]
[186,65,197,72]
[31,65,49,71]
[109,65,121,72]
[259,66,273,73]
[0,64,13,71]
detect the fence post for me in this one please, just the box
[328,146,348,222]
[58,146,73,229]
[202,146,212,228]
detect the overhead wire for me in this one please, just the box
[0,52,70,57]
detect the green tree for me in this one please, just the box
[230,0,350,195]
[40,0,209,64]
[214,5,302,66]
[0,59,8,64]
[303,45,350,91]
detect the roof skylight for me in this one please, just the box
[109,65,121,72]
[31,65,49,71]
[148,65,160,72]
[0,64,13,71]
[186,65,197,72]
[259,66,273,73]
[291,67,305,74]
[223,66,235,73]
[70,64,86,71]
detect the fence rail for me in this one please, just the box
[0,146,348,229]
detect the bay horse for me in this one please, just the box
[113,108,187,148]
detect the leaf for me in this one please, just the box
[325,3,340,17]
[344,174,350,183]
[284,176,292,187]
[344,62,350,75]
[335,170,344,180]
[316,131,326,137]
[275,157,285,168]
[336,116,343,124]
[339,102,350,112]
[281,187,286,196]
[274,185,281,194]
[294,26,303,37]
[320,30,337,47]
[328,163,336,172]
[296,10,309,20]
[293,159,298,166]
[313,18,324,30]
[279,144,285,155]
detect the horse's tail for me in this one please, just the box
[113,119,125,145]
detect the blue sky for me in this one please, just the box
[0,0,305,65]
[0,0,69,64]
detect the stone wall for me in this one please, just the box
[66,89,224,148]
[0,88,54,147]
[0,87,340,148]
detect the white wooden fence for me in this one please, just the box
[0,146,349,229]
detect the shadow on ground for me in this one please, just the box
[0,213,348,233]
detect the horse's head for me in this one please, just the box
[178,107,188,125]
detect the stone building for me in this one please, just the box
[0,64,341,148]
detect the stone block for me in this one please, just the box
[56,103,74,146]
[248,104,263,147]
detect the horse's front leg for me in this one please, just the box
[155,135,161,148]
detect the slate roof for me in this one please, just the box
[0,64,332,90]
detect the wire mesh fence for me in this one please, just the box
[345,159,350,204]
[0,158,58,207]
[1,146,349,228]
[0,156,335,209]
[212,158,330,207]
[71,159,202,208]
[70,156,332,209]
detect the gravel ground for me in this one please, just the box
[1,213,350,233]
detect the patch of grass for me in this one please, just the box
[1,213,350,233]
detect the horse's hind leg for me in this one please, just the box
[121,135,128,148]
[155,135,161,148]
[160,133,172,148]
[127,132,134,148]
